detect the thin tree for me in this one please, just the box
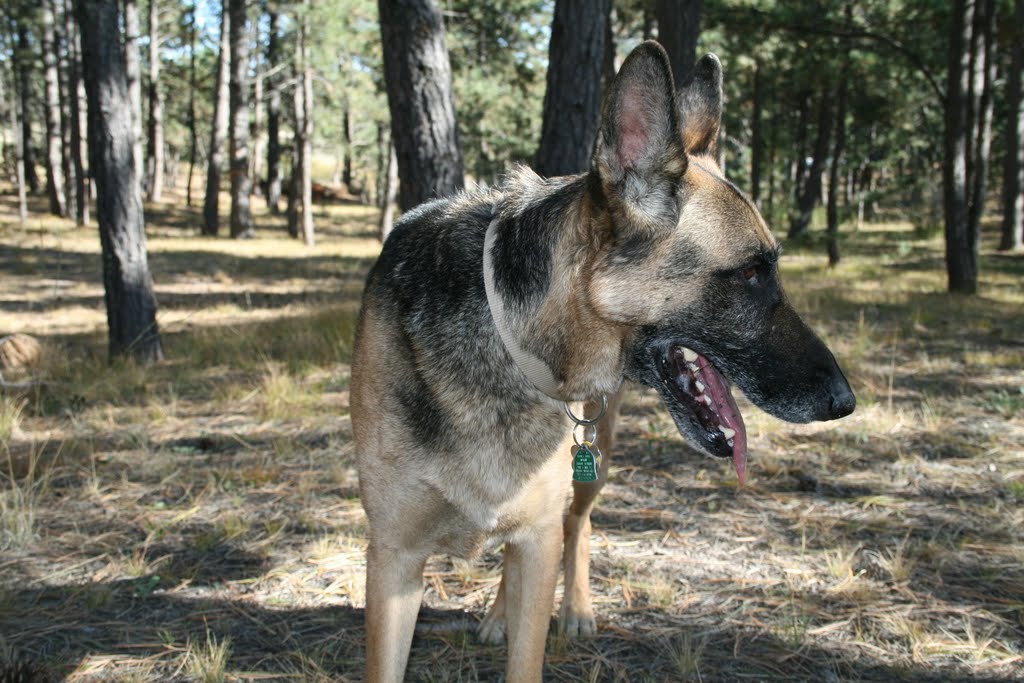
[2,61,28,223]
[57,0,78,220]
[1001,0,1024,251]
[265,6,282,213]
[378,0,464,210]
[827,78,849,266]
[15,24,40,194]
[789,87,834,239]
[185,1,198,206]
[75,0,163,363]
[41,0,66,216]
[377,123,398,240]
[292,0,314,246]
[533,0,612,177]
[228,0,254,238]
[146,0,164,201]
[202,3,230,235]
[943,0,977,293]
[749,58,763,206]
[123,0,144,193]
[655,0,702,87]
[68,0,89,224]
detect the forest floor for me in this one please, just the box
[1,187,1023,682]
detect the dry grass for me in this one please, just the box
[0,186,1023,681]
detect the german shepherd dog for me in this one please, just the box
[352,41,855,682]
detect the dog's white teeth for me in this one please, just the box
[701,395,712,405]
[718,426,736,440]
[687,362,699,373]
[727,438,735,447]
[695,381,706,393]
[682,347,698,362]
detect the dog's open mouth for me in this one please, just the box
[658,345,748,485]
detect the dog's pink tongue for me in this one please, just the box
[696,356,749,487]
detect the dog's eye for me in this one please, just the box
[741,266,758,284]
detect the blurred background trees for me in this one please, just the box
[0,0,1021,302]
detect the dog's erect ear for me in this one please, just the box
[592,41,685,196]
[678,54,723,158]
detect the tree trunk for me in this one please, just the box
[202,3,230,236]
[533,0,612,177]
[379,136,398,241]
[146,0,164,202]
[58,0,78,221]
[1001,0,1024,251]
[967,0,995,245]
[827,79,849,266]
[67,0,89,224]
[342,101,353,190]
[76,0,163,364]
[123,0,144,195]
[379,0,465,210]
[265,8,282,214]
[228,0,254,238]
[186,1,198,206]
[750,59,763,207]
[250,66,264,195]
[41,0,66,216]
[655,0,702,86]
[291,1,315,247]
[792,94,810,192]
[16,26,41,195]
[3,65,28,223]
[789,88,834,239]
[943,0,977,293]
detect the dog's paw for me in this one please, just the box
[477,613,507,645]
[558,603,596,638]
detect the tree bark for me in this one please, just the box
[67,0,89,224]
[265,8,282,214]
[146,0,164,202]
[123,0,144,195]
[250,65,264,194]
[297,1,314,246]
[827,79,849,266]
[750,59,763,207]
[655,0,702,86]
[342,100,353,189]
[228,0,254,238]
[533,0,612,177]
[58,0,78,220]
[16,25,41,195]
[379,135,398,241]
[76,0,163,363]
[1001,0,1024,251]
[966,0,995,246]
[41,0,66,216]
[202,3,230,235]
[943,0,977,293]
[789,87,834,239]
[185,1,197,206]
[379,0,464,210]
[3,64,28,223]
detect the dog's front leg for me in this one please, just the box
[559,388,623,637]
[364,538,426,683]
[502,518,562,683]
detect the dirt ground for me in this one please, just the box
[1,188,1023,682]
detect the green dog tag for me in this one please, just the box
[572,443,600,483]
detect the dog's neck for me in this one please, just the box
[482,182,627,402]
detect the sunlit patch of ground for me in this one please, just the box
[1,186,1022,681]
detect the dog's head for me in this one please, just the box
[586,42,855,483]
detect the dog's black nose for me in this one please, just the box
[827,379,856,419]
